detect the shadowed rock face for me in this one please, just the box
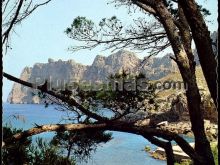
[7,67,32,104]
[7,49,181,104]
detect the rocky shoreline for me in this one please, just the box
[156,120,218,142]
[147,141,218,163]
[145,118,218,162]
[149,143,195,162]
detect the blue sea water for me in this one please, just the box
[3,103,189,165]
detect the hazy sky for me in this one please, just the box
[2,0,218,101]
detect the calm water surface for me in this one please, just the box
[3,103,167,165]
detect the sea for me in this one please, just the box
[3,103,193,165]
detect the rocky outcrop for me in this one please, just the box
[7,67,32,104]
[149,141,218,162]
[155,91,218,141]
[168,91,218,123]
[8,50,179,104]
[150,142,195,162]
[83,50,140,82]
[140,53,178,79]
[7,59,88,104]
[200,90,218,123]
[83,50,178,82]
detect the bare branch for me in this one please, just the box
[66,16,169,55]
[2,0,24,45]
[13,0,52,25]
[2,0,52,53]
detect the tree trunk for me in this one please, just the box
[186,81,214,165]
[153,1,215,164]
[145,136,175,165]
[165,142,175,165]
[178,0,217,106]
[176,3,194,71]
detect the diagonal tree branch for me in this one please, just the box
[3,72,108,122]
[3,121,203,163]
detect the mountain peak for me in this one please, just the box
[111,49,137,58]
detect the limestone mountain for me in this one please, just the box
[8,50,180,104]
[8,59,87,104]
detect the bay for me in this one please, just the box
[2,103,168,165]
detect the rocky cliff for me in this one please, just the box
[8,49,179,104]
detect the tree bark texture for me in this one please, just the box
[152,1,214,164]
[178,0,217,106]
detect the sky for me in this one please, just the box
[2,0,218,102]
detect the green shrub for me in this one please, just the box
[211,142,218,165]
[2,126,75,165]
[144,146,151,152]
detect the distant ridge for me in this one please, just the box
[8,49,180,104]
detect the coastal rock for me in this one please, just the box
[170,93,188,121]
[168,91,217,123]
[158,120,218,141]
[7,67,32,104]
[8,60,87,104]
[151,143,195,162]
